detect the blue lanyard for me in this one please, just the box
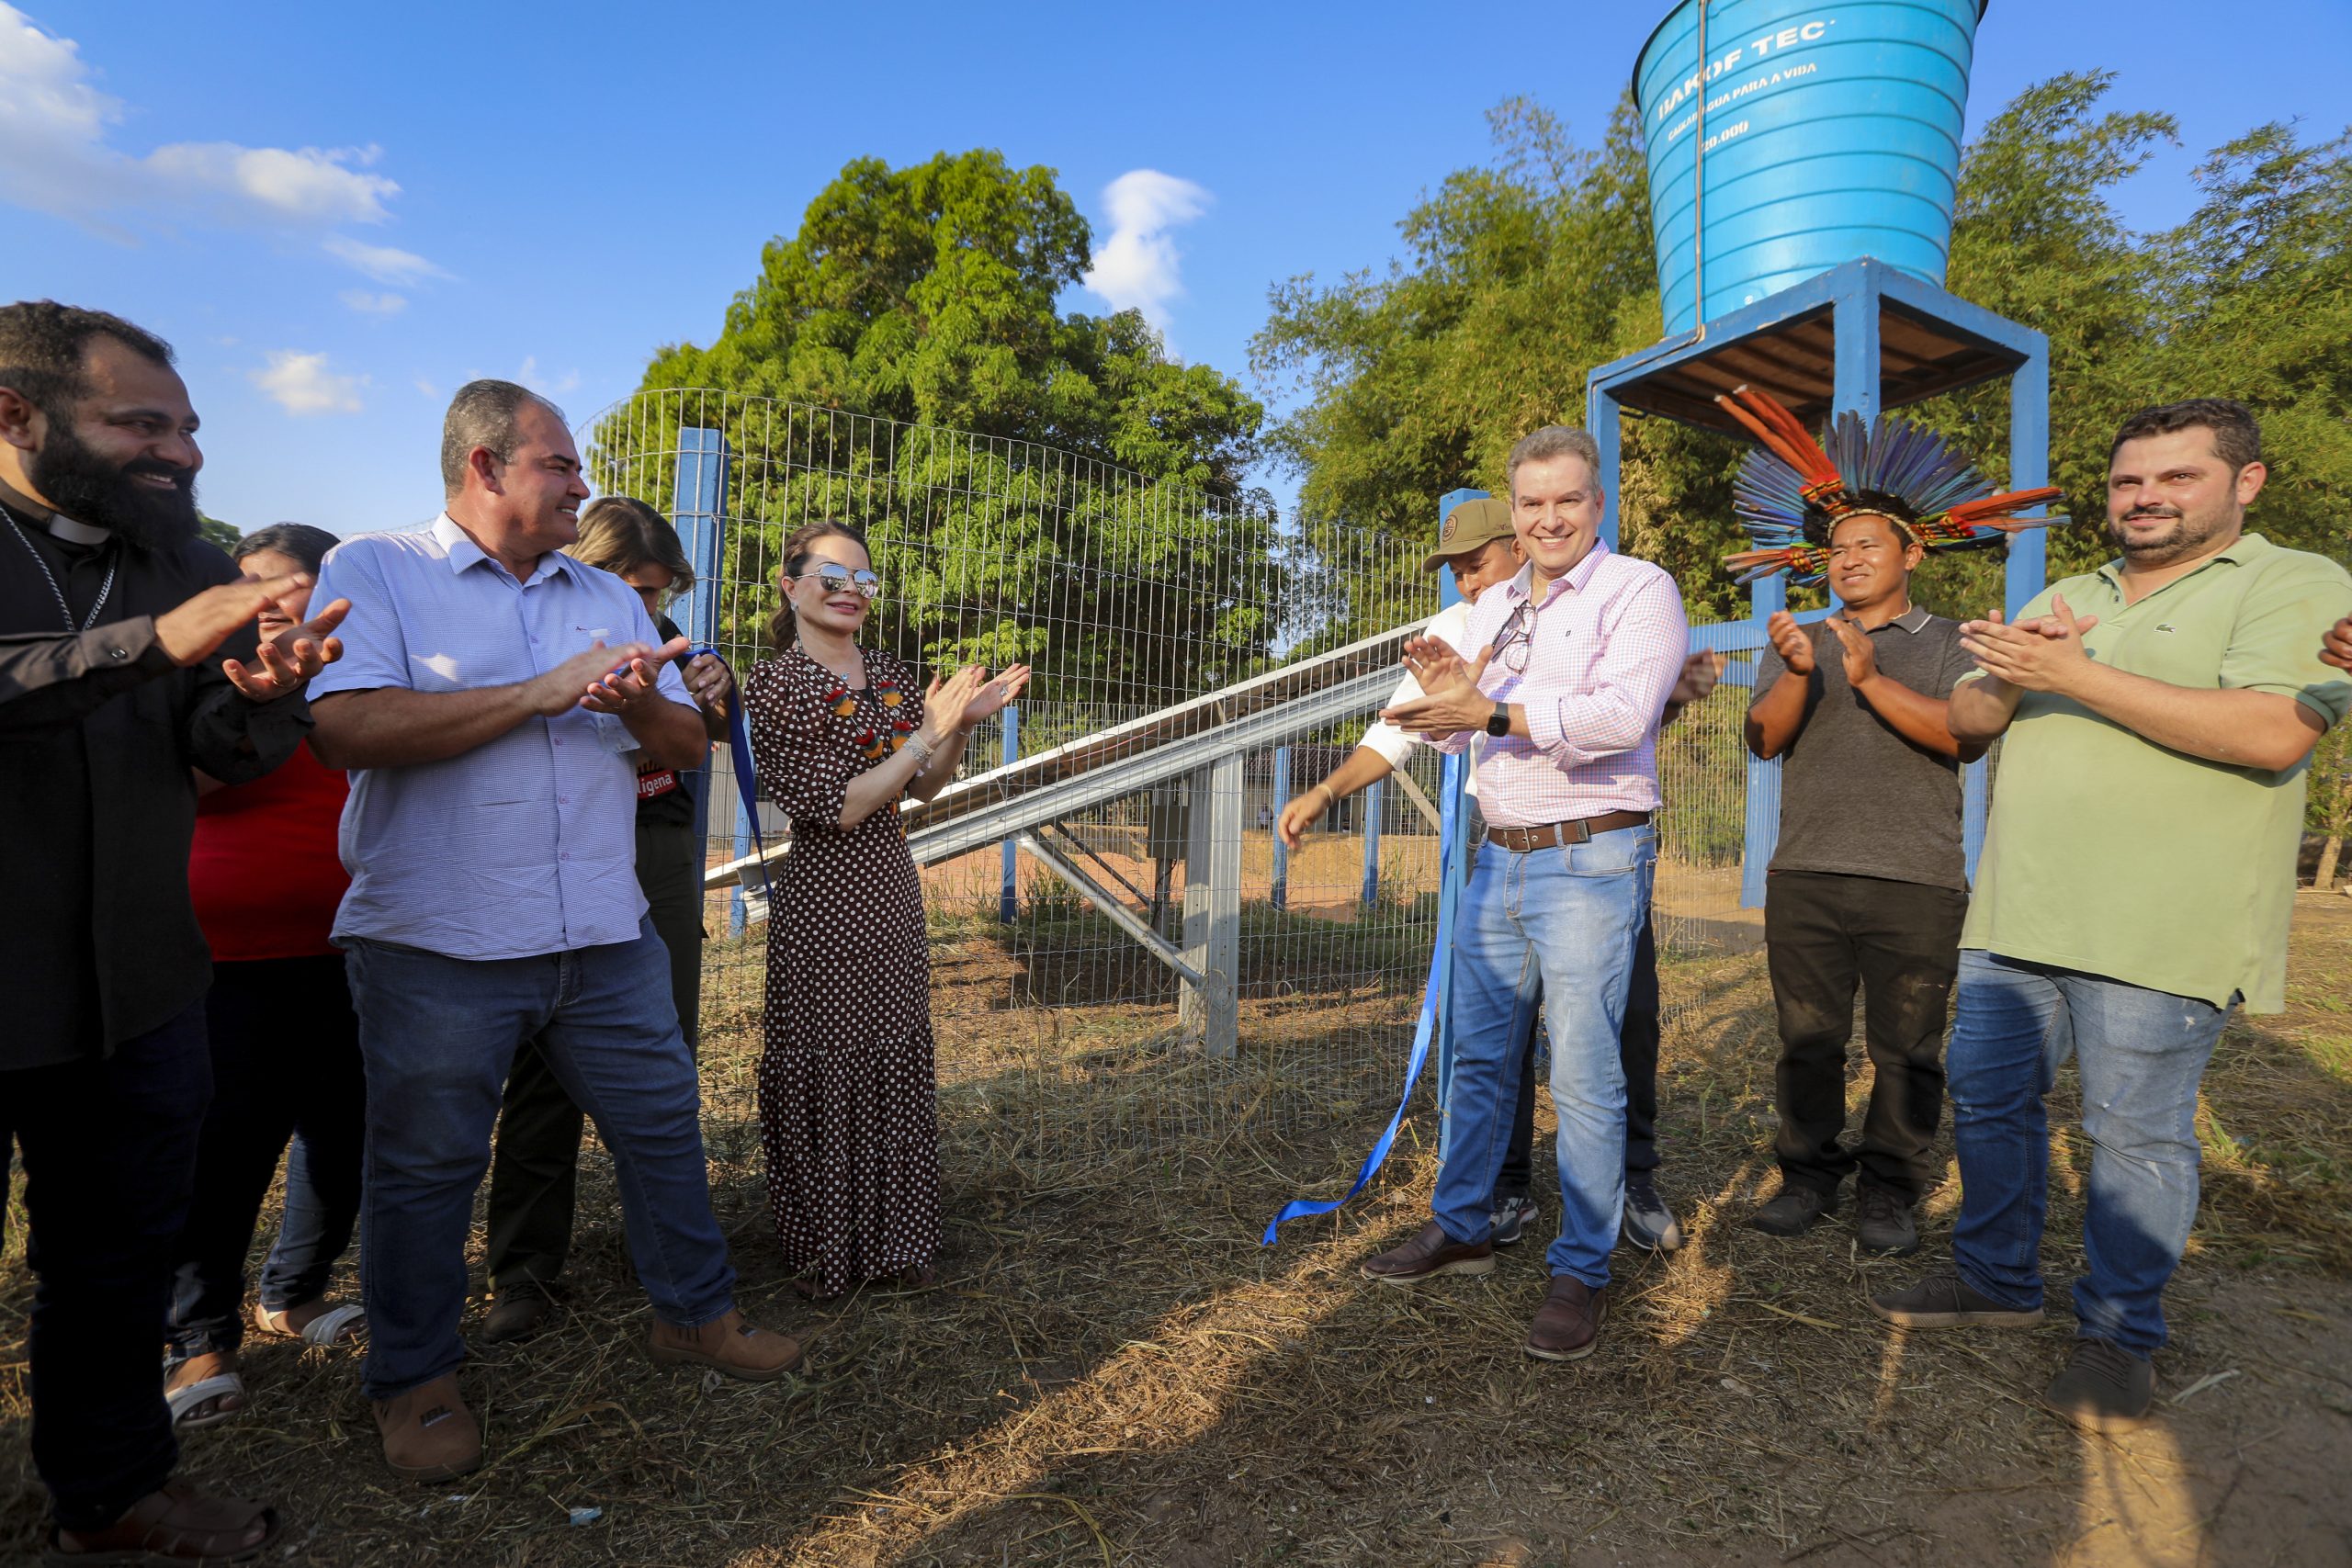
[684,645,770,892]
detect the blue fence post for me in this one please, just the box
[998,705,1020,922]
[1361,779,1384,908]
[1431,486,1483,1156]
[1271,745,1291,912]
[669,427,732,930]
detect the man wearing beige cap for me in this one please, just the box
[1277,495,1716,1255]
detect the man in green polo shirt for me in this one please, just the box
[1871,400,2352,1431]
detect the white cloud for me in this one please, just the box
[323,235,450,286]
[252,350,367,415]
[1081,169,1212,334]
[517,355,581,396]
[413,376,441,400]
[0,5,438,276]
[141,141,395,225]
[339,288,407,315]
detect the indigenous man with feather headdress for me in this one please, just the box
[1719,387,2068,1260]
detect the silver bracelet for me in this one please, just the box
[905,732,940,767]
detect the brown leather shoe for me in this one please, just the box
[1524,1275,1607,1361]
[481,1280,556,1344]
[648,1308,804,1382]
[49,1482,279,1563]
[373,1374,481,1482]
[1359,1220,1496,1285]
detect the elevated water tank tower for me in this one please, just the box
[1589,0,2050,900]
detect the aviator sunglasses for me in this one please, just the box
[795,564,882,600]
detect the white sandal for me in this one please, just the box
[253,1301,367,1346]
[165,1371,246,1429]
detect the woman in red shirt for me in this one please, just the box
[164,524,365,1427]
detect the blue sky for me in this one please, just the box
[4,0,2346,539]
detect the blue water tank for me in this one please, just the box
[1633,0,1986,333]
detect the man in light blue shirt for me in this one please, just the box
[309,380,797,1483]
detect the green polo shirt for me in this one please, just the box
[1963,532,2352,1012]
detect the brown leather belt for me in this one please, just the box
[1485,810,1651,852]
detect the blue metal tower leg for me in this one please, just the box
[2006,339,2052,619]
[1589,389,1623,551]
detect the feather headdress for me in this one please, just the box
[1715,386,2068,585]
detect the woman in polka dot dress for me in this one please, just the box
[741,521,1032,1298]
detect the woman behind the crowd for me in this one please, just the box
[742,521,1030,1297]
[480,495,734,1342]
[164,524,365,1427]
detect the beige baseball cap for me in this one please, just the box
[1420,496,1514,573]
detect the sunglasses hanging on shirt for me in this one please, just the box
[1489,602,1534,674]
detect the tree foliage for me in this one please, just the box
[1253,75,2352,626]
[616,151,1294,701]
[640,150,1264,498]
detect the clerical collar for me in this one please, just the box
[0,477,111,547]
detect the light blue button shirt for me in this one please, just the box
[308,513,694,959]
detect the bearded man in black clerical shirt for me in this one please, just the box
[0,300,347,1562]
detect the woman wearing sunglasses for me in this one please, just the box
[741,521,1031,1296]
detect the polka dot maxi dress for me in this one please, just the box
[742,644,942,1297]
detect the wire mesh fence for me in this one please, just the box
[579,389,1766,1186]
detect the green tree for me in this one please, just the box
[641,150,1263,496]
[2307,713,2352,890]
[198,513,239,553]
[614,151,1291,704]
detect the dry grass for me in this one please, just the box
[6,901,2351,1566]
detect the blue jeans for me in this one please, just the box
[343,919,735,1399]
[1947,951,2235,1357]
[1432,823,1656,1286]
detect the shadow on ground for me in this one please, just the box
[5,904,2350,1566]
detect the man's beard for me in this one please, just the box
[27,422,200,552]
[2108,505,2224,568]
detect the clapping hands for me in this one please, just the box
[1959,596,2101,694]
[927,663,1034,735]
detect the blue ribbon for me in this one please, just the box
[1261,750,1464,1247]
[684,645,770,893]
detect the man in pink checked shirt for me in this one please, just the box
[1361,424,1690,1363]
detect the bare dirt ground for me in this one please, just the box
[5,898,2348,1567]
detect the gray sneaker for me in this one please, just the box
[1489,1194,1540,1248]
[1622,1173,1684,1252]
[2042,1337,2156,1431]
[1855,1184,1920,1257]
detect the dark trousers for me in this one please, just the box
[1765,870,1966,1202]
[165,954,366,1362]
[484,818,704,1290]
[1495,917,1661,1201]
[1,1000,209,1529]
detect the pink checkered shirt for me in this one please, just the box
[1424,540,1690,828]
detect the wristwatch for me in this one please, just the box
[1484,702,1510,738]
